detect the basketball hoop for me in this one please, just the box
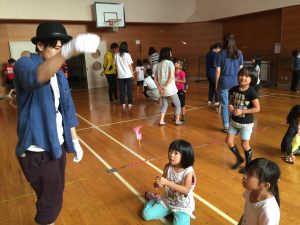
[108,19,121,32]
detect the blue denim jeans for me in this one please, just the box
[220,89,230,128]
[142,199,190,225]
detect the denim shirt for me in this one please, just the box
[14,53,79,158]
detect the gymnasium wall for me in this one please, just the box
[97,22,222,80]
[222,5,300,88]
[1,0,299,23]
[192,0,300,22]
[0,21,222,95]
[278,5,300,87]
[2,4,300,94]
[0,0,198,23]
[222,9,282,86]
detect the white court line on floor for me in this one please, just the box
[270,92,300,97]
[259,93,277,98]
[78,136,169,225]
[76,113,238,225]
[76,105,210,131]
[77,93,277,132]
[264,95,299,101]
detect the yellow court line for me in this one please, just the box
[77,137,169,225]
[76,113,238,225]
[0,177,90,205]
[0,193,35,204]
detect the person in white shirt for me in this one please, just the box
[143,68,160,101]
[114,42,134,109]
[239,158,280,225]
[252,55,261,96]
[134,59,145,94]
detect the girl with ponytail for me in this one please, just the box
[238,158,280,225]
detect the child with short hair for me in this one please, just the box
[238,158,280,225]
[4,58,16,99]
[226,66,260,173]
[142,139,196,225]
[281,105,300,164]
[143,69,160,101]
[143,58,151,70]
[135,59,145,94]
[252,55,261,95]
[174,59,187,121]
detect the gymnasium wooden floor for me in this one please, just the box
[0,82,299,225]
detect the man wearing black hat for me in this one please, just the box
[14,21,100,225]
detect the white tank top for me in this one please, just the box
[161,165,196,217]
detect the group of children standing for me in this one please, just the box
[142,64,283,224]
[129,47,188,125]
[102,38,298,225]
[141,33,299,224]
[104,44,187,120]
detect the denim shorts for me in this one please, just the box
[228,121,254,141]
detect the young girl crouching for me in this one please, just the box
[142,139,196,225]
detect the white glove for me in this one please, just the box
[61,33,100,59]
[72,138,83,163]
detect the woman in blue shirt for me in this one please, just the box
[215,33,244,132]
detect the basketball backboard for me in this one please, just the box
[94,2,125,28]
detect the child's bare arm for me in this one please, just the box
[228,95,234,112]
[176,74,186,84]
[154,164,169,188]
[156,171,193,195]
[233,99,260,116]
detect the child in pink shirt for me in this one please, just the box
[174,59,186,122]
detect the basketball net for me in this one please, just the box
[108,19,121,32]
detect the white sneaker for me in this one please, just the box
[128,104,133,109]
[122,104,126,109]
[208,101,212,106]
[214,102,220,106]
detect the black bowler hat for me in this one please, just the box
[31,21,72,45]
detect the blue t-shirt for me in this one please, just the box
[206,50,218,78]
[216,49,244,90]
